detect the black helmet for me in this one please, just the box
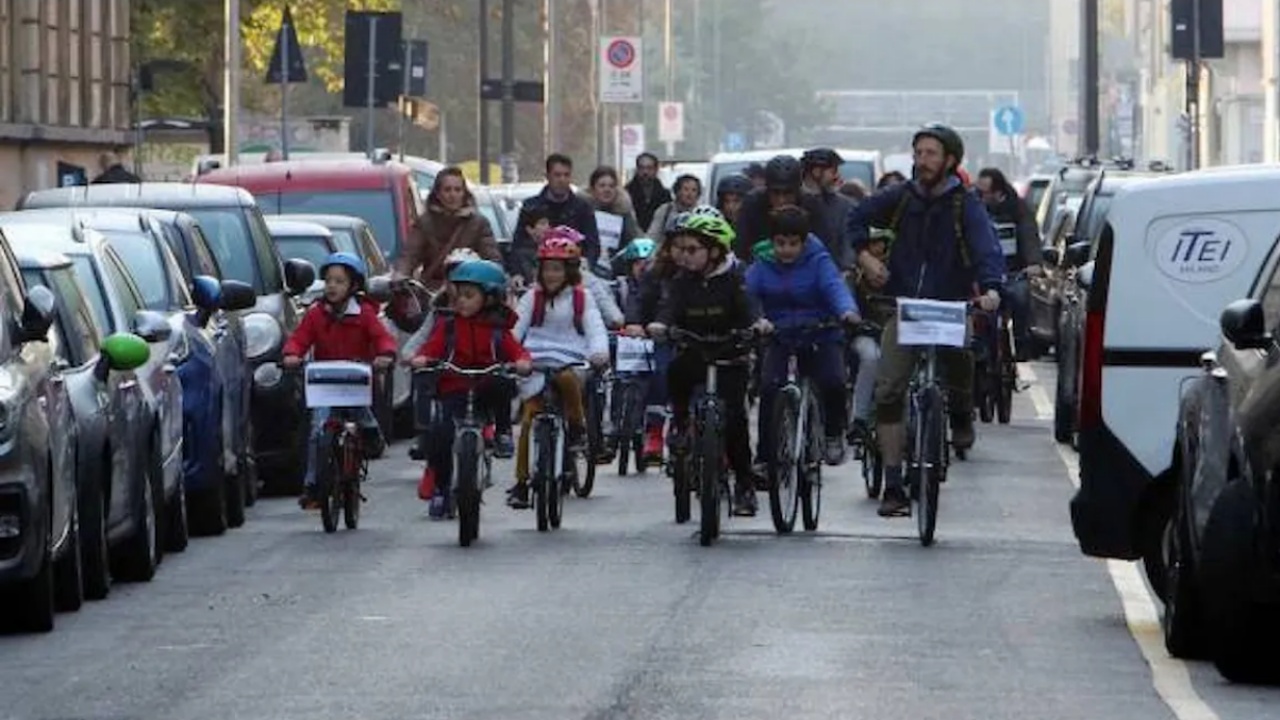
[801,147,844,168]
[744,162,767,179]
[716,173,752,199]
[764,155,802,191]
[912,123,965,167]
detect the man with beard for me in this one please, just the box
[845,124,1004,518]
[625,152,672,231]
[977,166,1043,360]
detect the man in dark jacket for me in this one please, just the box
[624,152,671,230]
[510,153,601,283]
[847,124,1004,518]
[732,155,842,264]
[800,147,855,269]
[978,167,1044,360]
[91,151,140,184]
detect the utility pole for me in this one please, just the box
[1264,0,1279,162]
[595,0,605,167]
[479,0,491,183]
[223,0,241,166]
[1185,0,1202,169]
[663,0,673,158]
[712,0,721,154]
[501,0,515,166]
[545,0,560,159]
[1081,0,1100,157]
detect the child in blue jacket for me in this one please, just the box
[746,205,860,469]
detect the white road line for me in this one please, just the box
[1040,382,1222,720]
[1018,364,1054,420]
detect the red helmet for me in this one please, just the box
[955,166,973,187]
[537,235,582,261]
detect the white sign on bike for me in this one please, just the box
[304,361,374,408]
[896,298,968,348]
[615,336,655,373]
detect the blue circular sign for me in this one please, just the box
[607,39,636,69]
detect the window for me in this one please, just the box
[50,267,101,356]
[246,209,284,292]
[0,242,26,332]
[188,225,223,278]
[71,255,113,334]
[100,251,142,320]
[1259,246,1280,333]
[266,190,400,258]
[100,230,169,311]
[184,207,262,291]
[329,228,358,255]
[159,224,191,282]
[275,237,332,272]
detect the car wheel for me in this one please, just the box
[1161,451,1209,658]
[6,532,55,633]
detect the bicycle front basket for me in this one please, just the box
[304,361,375,409]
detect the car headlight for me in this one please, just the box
[242,313,283,361]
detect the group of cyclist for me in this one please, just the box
[281,122,1041,522]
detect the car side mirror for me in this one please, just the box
[96,332,151,381]
[1220,299,1272,350]
[1064,240,1091,267]
[133,310,173,343]
[1075,261,1094,290]
[1042,246,1061,266]
[191,275,222,312]
[283,258,316,296]
[219,279,257,311]
[366,274,393,304]
[17,285,56,343]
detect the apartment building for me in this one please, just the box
[0,0,133,209]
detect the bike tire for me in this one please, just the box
[455,433,480,547]
[976,367,995,423]
[615,383,635,477]
[801,394,823,531]
[573,442,596,498]
[862,434,883,499]
[917,387,943,547]
[343,436,362,530]
[551,443,569,529]
[317,438,339,534]
[768,387,800,534]
[998,362,1014,425]
[673,451,691,524]
[534,420,553,533]
[698,421,722,547]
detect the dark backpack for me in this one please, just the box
[885,185,972,269]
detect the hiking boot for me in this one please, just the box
[493,432,515,459]
[298,485,321,511]
[847,418,871,446]
[950,413,975,451]
[823,435,846,466]
[877,487,911,518]
[427,492,448,520]
[506,483,530,509]
[732,482,758,517]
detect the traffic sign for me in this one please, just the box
[724,132,746,152]
[599,36,643,104]
[342,10,403,107]
[266,5,307,84]
[617,123,645,175]
[480,79,544,103]
[658,102,684,143]
[993,105,1025,136]
[404,40,428,97]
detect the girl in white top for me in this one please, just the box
[507,229,609,508]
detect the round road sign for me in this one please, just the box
[607,39,636,69]
[1062,118,1079,135]
[621,126,639,145]
[663,104,680,121]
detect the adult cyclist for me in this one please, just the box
[733,155,834,264]
[976,167,1043,360]
[845,123,1005,518]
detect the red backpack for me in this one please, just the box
[530,285,586,335]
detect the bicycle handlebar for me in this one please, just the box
[413,361,516,379]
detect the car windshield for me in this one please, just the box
[476,201,507,238]
[99,230,170,311]
[275,236,333,272]
[1025,181,1049,215]
[328,228,358,255]
[71,255,114,334]
[1081,193,1114,246]
[259,190,399,259]
[184,207,263,292]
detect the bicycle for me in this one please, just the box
[664,328,757,546]
[585,356,613,478]
[529,362,594,532]
[894,297,972,547]
[413,361,515,547]
[300,361,381,534]
[611,333,656,477]
[845,319,885,500]
[972,272,1020,427]
[764,319,847,534]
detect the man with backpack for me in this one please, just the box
[846,123,1005,518]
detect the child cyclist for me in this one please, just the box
[845,228,893,444]
[411,259,532,519]
[509,230,610,509]
[746,205,860,473]
[282,252,398,509]
[647,213,766,517]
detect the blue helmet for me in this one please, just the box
[319,252,367,290]
[448,259,507,295]
[618,237,656,262]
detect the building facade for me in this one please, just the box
[0,0,132,209]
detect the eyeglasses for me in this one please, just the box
[674,243,706,255]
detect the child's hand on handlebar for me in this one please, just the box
[514,358,533,376]
[752,318,774,335]
[589,353,610,368]
[282,355,302,369]
[976,289,1001,312]
[840,310,862,326]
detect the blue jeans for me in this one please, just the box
[306,406,380,488]
[756,340,846,466]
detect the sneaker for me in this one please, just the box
[877,487,911,517]
[506,483,530,509]
[595,436,617,464]
[567,425,588,453]
[493,432,515,459]
[950,413,975,451]
[428,492,448,520]
[823,435,846,466]
[408,444,425,461]
[732,482,758,517]
[298,486,321,511]
[847,418,870,446]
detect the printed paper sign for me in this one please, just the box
[596,211,624,252]
[896,298,968,348]
[615,336,655,373]
[304,361,374,408]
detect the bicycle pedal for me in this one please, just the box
[359,492,369,502]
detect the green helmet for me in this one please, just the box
[869,227,895,242]
[751,239,775,262]
[678,213,736,251]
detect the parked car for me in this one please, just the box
[471,185,512,245]
[15,247,153,607]
[1070,165,1280,607]
[279,213,389,278]
[1035,159,1104,241]
[16,183,317,495]
[1168,294,1280,683]
[0,218,188,573]
[198,159,424,266]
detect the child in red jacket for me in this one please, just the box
[282,252,397,509]
[411,259,530,519]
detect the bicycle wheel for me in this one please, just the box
[998,341,1015,425]
[976,364,995,423]
[455,433,481,547]
[534,419,554,532]
[861,429,883,500]
[768,387,800,534]
[698,417,723,547]
[317,437,340,534]
[573,439,596,498]
[917,386,943,547]
[801,394,823,531]
[672,448,691,523]
[342,436,362,530]
[616,382,635,477]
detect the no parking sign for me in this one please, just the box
[599,36,643,103]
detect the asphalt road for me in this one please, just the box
[2,361,1278,720]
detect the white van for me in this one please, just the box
[1070,165,1280,586]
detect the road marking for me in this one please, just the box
[1043,385,1222,720]
[1018,363,1054,420]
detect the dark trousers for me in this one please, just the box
[755,340,847,465]
[422,386,504,495]
[667,352,753,485]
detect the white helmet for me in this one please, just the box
[444,247,482,269]
[688,204,724,219]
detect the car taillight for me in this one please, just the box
[1078,308,1105,431]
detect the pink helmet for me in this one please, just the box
[537,235,582,261]
[544,225,585,246]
